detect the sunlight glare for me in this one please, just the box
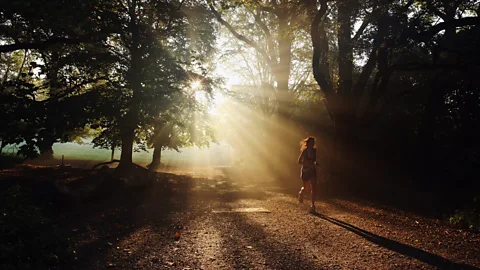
[190,80,202,90]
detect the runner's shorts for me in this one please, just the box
[301,167,317,181]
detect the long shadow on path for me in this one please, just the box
[212,211,321,269]
[67,172,197,269]
[312,213,478,270]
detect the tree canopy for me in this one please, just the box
[1,0,479,195]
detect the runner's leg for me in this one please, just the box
[310,178,317,210]
[298,182,305,203]
[303,180,309,193]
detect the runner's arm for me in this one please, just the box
[297,150,305,165]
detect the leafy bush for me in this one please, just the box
[0,185,69,269]
[449,196,480,231]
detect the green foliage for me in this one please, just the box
[449,197,480,231]
[0,0,122,158]
[1,0,218,163]
[0,0,114,50]
[0,58,42,158]
[0,185,69,269]
[83,0,218,161]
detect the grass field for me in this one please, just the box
[1,141,234,168]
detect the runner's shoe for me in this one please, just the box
[298,189,304,203]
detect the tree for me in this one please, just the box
[0,0,118,158]
[145,72,218,172]
[309,0,480,183]
[0,50,31,154]
[0,1,113,53]
[207,0,326,181]
[208,0,315,118]
[75,0,218,170]
[1,0,217,168]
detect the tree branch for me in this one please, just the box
[362,33,392,120]
[353,11,372,41]
[208,2,275,70]
[427,2,448,21]
[165,0,186,34]
[353,25,385,98]
[416,17,480,41]
[311,0,332,94]
[252,0,278,16]
[0,37,88,53]
[390,62,475,71]
[16,50,29,80]
[354,0,413,42]
[48,76,109,101]
[311,0,334,121]
[403,0,415,11]
[252,10,277,63]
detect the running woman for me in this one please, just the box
[298,137,318,213]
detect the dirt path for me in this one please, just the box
[2,166,478,269]
[63,171,480,270]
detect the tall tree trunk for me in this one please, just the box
[40,146,54,158]
[418,70,448,188]
[2,56,12,84]
[117,0,141,171]
[38,49,60,161]
[336,0,355,130]
[330,1,357,186]
[442,0,458,48]
[311,0,363,188]
[16,50,28,80]
[38,141,54,160]
[149,144,162,172]
[276,12,293,119]
[311,0,346,189]
[118,125,134,169]
[337,1,354,98]
[110,144,115,161]
[417,1,458,188]
[149,120,170,174]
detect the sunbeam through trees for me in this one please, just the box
[1,0,480,269]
